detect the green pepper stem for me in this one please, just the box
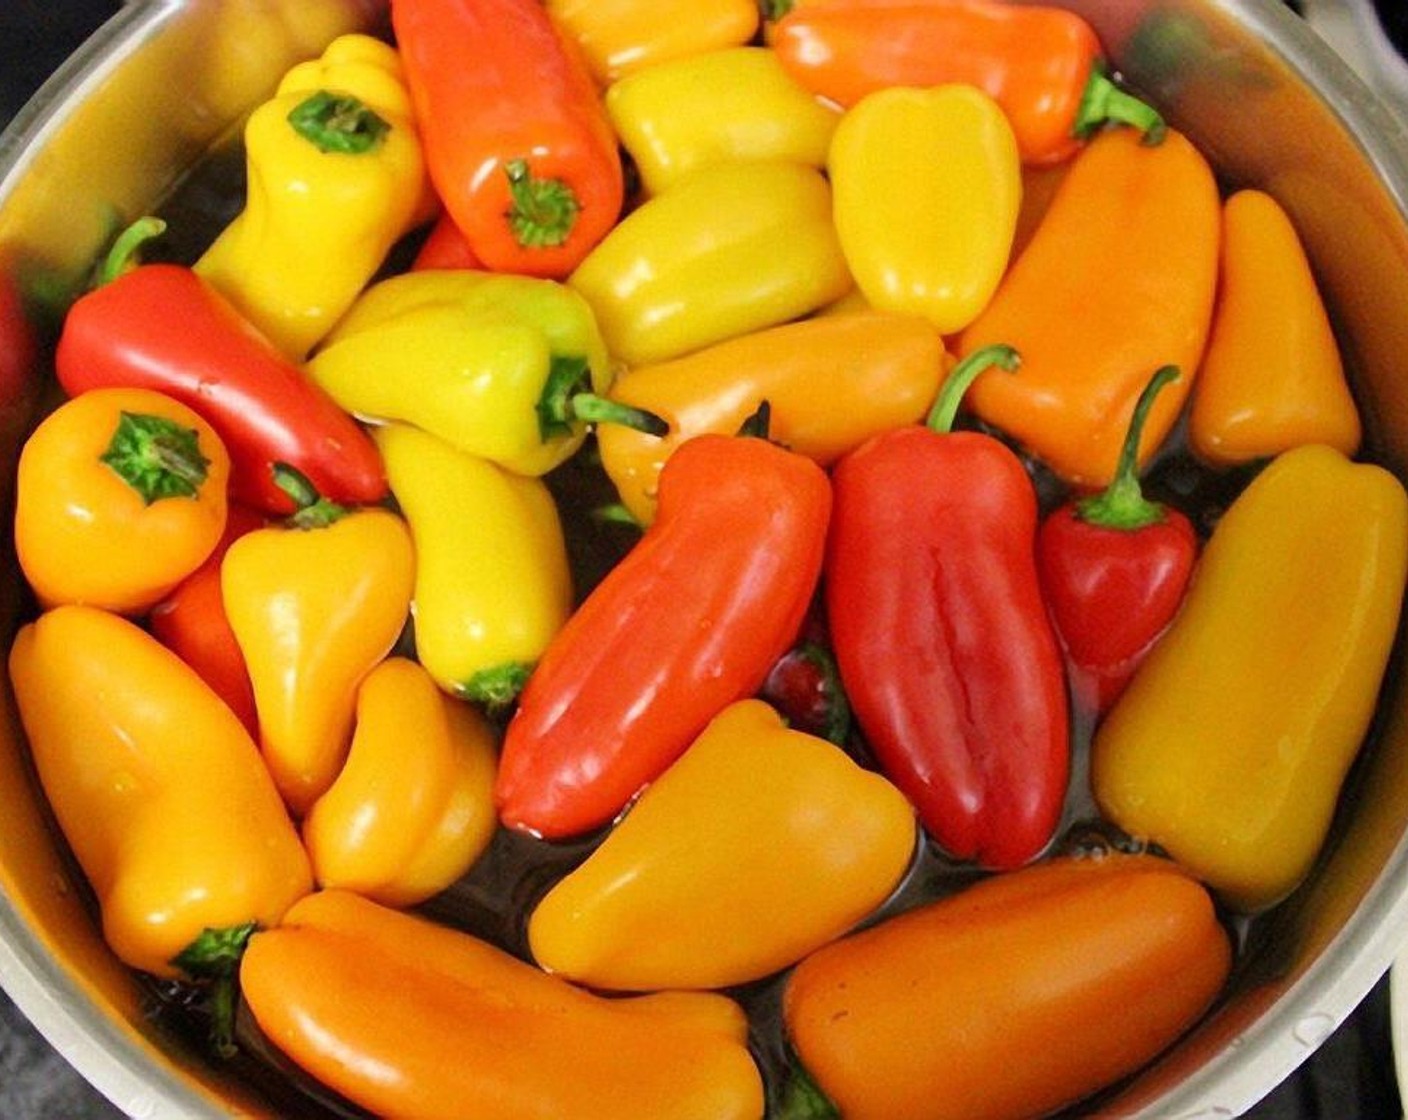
[272,462,350,528]
[460,661,533,711]
[571,393,668,437]
[505,158,581,249]
[1073,63,1167,145]
[737,400,774,440]
[170,922,259,1059]
[1075,365,1180,531]
[287,90,390,155]
[924,345,1021,434]
[98,216,167,287]
[799,640,852,747]
[100,411,212,505]
[773,1064,841,1120]
[537,356,668,440]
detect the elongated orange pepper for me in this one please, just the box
[780,853,1231,1120]
[958,126,1221,487]
[240,890,766,1120]
[1189,189,1362,465]
[597,311,946,525]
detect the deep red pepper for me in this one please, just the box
[1036,365,1198,715]
[495,431,832,840]
[392,0,625,278]
[825,346,1069,870]
[411,211,484,272]
[53,222,387,515]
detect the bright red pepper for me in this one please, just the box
[1036,366,1198,715]
[825,347,1068,870]
[53,223,386,515]
[393,0,625,278]
[771,0,1164,166]
[496,430,832,840]
[411,211,484,272]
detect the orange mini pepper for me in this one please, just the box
[780,853,1231,1120]
[959,127,1221,487]
[1189,188,1362,465]
[240,889,766,1120]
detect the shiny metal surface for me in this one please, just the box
[1,1,1407,1117]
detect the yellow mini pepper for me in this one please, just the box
[375,422,573,706]
[302,657,498,907]
[1092,443,1408,911]
[529,699,916,991]
[547,0,758,85]
[195,34,428,358]
[605,47,839,196]
[828,84,1021,335]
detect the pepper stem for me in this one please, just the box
[505,158,581,249]
[1075,365,1179,531]
[924,345,1021,434]
[737,400,774,440]
[1073,63,1167,145]
[170,921,259,1059]
[98,216,167,287]
[537,355,668,441]
[287,90,390,155]
[100,411,212,505]
[773,1064,841,1120]
[272,462,350,528]
[460,661,533,711]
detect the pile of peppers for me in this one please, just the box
[7,2,1405,1118]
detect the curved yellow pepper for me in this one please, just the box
[308,270,614,477]
[548,0,758,85]
[828,84,1021,335]
[222,489,415,817]
[8,605,311,979]
[302,657,497,908]
[375,422,573,706]
[1092,444,1408,911]
[605,47,839,196]
[529,699,916,991]
[195,34,428,358]
[569,159,852,367]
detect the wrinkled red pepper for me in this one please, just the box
[393,0,624,277]
[496,430,832,840]
[1037,365,1198,715]
[53,221,387,515]
[825,346,1069,870]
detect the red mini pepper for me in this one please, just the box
[1037,365,1198,715]
[771,0,1164,166]
[53,221,386,515]
[496,429,832,840]
[825,346,1068,870]
[392,0,625,277]
[411,211,483,272]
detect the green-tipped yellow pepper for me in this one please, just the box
[375,422,573,707]
[195,34,429,358]
[1092,444,1408,912]
[307,270,651,477]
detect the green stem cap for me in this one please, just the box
[98,216,167,287]
[773,1064,841,1120]
[460,661,533,711]
[1075,364,1179,531]
[737,399,774,440]
[287,90,391,155]
[100,411,211,505]
[1073,62,1167,145]
[925,344,1022,434]
[537,355,668,441]
[170,922,259,1060]
[505,158,581,249]
[272,462,350,529]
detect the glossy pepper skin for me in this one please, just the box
[222,478,415,816]
[605,46,839,197]
[496,433,832,840]
[392,0,625,278]
[15,387,229,615]
[828,84,1020,334]
[8,605,312,979]
[825,348,1069,870]
[194,34,428,358]
[548,0,759,85]
[302,658,498,907]
[569,159,852,367]
[308,270,617,478]
[780,853,1231,1120]
[772,0,1164,166]
[1036,366,1198,715]
[376,422,573,707]
[1093,444,1408,912]
[960,126,1221,488]
[1190,189,1362,465]
[240,890,766,1120]
[529,699,915,990]
[597,311,947,525]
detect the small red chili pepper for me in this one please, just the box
[392,0,625,278]
[53,219,387,515]
[1036,365,1198,715]
[825,346,1069,870]
[496,427,832,840]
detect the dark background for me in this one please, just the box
[0,0,1403,1116]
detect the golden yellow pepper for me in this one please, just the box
[529,699,916,991]
[302,657,497,908]
[1092,444,1408,911]
[548,0,758,85]
[195,34,427,358]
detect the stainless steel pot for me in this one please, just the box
[3,1,1408,1116]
